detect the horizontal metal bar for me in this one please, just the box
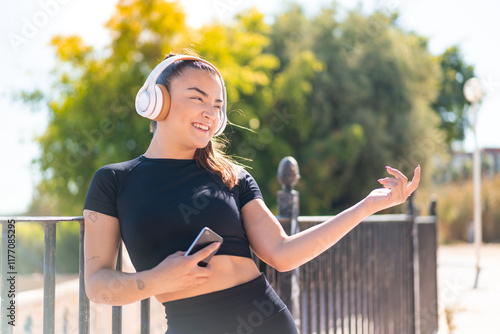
[298,214,412,225]
[0,216,84,224]
[415,216,438,224]
[2,214,415,225]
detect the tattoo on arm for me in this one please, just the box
[136,279,146,290]
[86,256,101,264]
[88,211,98,223]
[101,295,122,303]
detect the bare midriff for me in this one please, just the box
[155,255,261,303]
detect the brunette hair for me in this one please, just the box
[150,51,241,189]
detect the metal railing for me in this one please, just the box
[1,216,87,334]
[0,216,152,334]
[254,157,438,334]
[415,216,439,334]
[0,157,438,334]
[254,213,438,334]
[299,215,415,333]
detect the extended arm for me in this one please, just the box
[83,210,219,305]
[243,165,420,272]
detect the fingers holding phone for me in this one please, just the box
[152,248,216,293]
[186,241,221,267]
[151,228,223,293]
[184,227,223,267]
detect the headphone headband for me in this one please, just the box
[135,55,227,136]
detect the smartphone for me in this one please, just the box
[184,227,223,267]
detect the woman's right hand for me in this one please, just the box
[151,242,221,293]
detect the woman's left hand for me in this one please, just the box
[365,165,421,214]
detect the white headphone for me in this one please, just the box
[135,55,228,136]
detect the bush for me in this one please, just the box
[416,174,500,243]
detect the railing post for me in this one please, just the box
[416,195,439,334]
[79,220,90,334]
[43,223,57,334]
[407,193,420,334]
[429,194,437,217]
[141,298,150,334]
[430,194,439,333]
[112,243,123,334]
[276,156,301,328]
[1,220,14,334]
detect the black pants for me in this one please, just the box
[163,273,298,334]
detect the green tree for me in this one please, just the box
[263,5,444,213]
[28,0,188,215]
[26,0,455,219]
[432,46,475,148]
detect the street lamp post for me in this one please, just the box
[463,77,484,289]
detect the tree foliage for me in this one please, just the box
[431,46,475,148]
[25,0,470,217]
[254,5,444,213]
[29,0,187,215]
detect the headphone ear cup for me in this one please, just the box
[152,84,171,121]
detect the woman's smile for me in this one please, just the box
[192,122,210,132]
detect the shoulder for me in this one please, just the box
[233,168,263,206]
[99,156,144,173]
[89,156,145,191]
[237,168,256,185]
[223,166,256,190]
[93,156,144,178]
[85,156,145,216]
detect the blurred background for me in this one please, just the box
[1,0,499,331]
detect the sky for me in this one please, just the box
[1,0,499,215]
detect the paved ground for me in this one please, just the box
[437,243,500,334]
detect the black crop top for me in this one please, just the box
[83,155,263,272]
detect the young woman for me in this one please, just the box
[83,53,420,334]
